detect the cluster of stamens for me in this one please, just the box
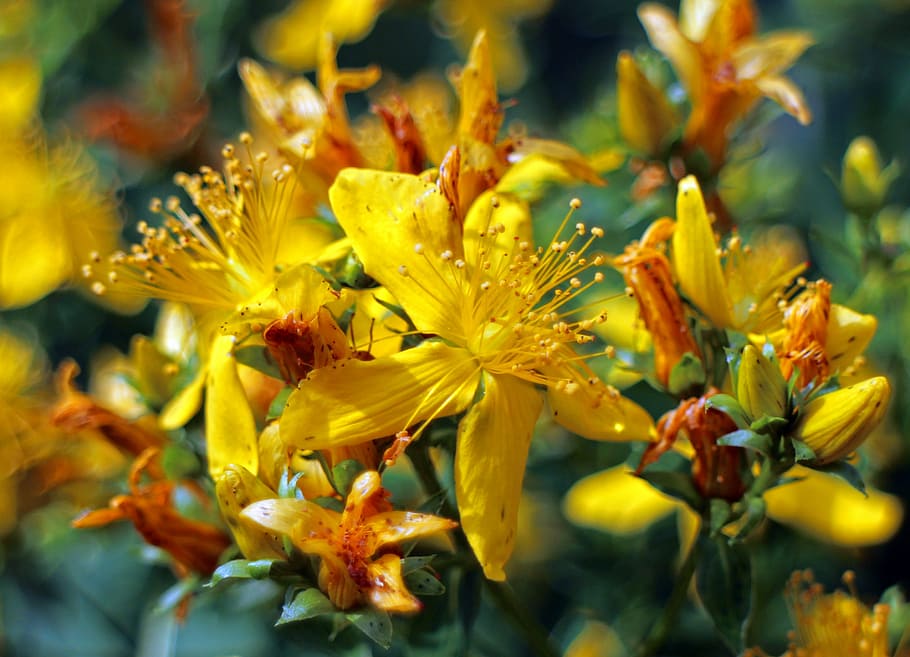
[82,134,298,309]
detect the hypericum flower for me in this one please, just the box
[242,470,457,613]
[614,218,702,390]
[434,0,553,92]
[280,169,654,580]
[638,0,813,169]
[565,463,903,549]
[736,344,787,420]
[793,376,891,465]
[778,570,892,657]
[73,448,231,577]
[616,51,680,157]
[255,0,387,71]
[671,175,806,331]
[841,136,899,218]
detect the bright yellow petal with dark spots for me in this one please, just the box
[206,335,258,478]
[241,497,313,537]
[672,175,733,327]
[366,554,421,613]
[563,465,680,534]
[826,304,876,374]
[548,381,655,442]
[281,341,479,451]
[765,467,903,547]
[455,371,542,581]
[329,169,465,339]
[366,511,458,550]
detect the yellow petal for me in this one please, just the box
[765,467,903,547]
[563,465,680,534]
[547,380,655,442]
[672,175,733,327]
[732,32,813,80]
[256,0,386,70]
[205,335,258,478]
[281,341,479,451]
[826,304,876,374]
[0,56,40,132]
[158,366,205,430]
[0,202,69,309]
[366,511,458,549]
[241,497,313,537]
[455,372,542,581]
[564,620,626,657]
[754,74,812,125]
[215,465,286,560]
[456,30,502,145]
[329,169,465,339]
[638,3,703,101]
[504,140,604,189]
[617,51,679,155]
[365,553,421,613]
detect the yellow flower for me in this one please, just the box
[256,0,388,71]
[616,51,680,157]
[564,620,626,657]
[841,136,899,217]
[242,470,457,613]
[671,175,806,331]
[434,0,554,92]
[564,463,903,549]
[638,0,813,169]
[777,570,892,657]
[280,169,654,580]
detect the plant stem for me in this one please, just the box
[408,446,560,657]
[635,535,702,657]
[485,580,561,657]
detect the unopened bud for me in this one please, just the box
[215,464,285,560]
[841,136,899,217]
[736,345,787,420]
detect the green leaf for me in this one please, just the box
[233,345,282,380]
[708,499,732,537]
[405,569,446,596]
[705,394,751,429]
[791,439,817,463]
[154,574,200,614]
[276,588,337,625]
[814,460,868,496]
[208,559,280,587]
[267,386,294,421]
[696,534,752,654]
[332,459,366,497]
[749,415,789,434]
[401,555,437,575]
[668,352,706,397]
[717,429,772,455]
[346,609,393,648]
[732,496,767,541]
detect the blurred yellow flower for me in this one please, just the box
[256,0,388,71]
[281,170,653,580]
[638,0,813,169]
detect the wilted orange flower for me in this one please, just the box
[73,447,230,577]
[242,470,457,613]
[639,0,813,170]
[614,218,701,389]
[638,389,745,502]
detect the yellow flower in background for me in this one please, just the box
[616,51,680,157]
[280,169,653,580]
[841,135,899,218]
[0,56,40,133]
[638,0,813,169]
[776,570,892,657]
[242,470,457,613]
[564,620,626,657]
[435,0,553,92]
[256,0,388,71]
[564,463,903,549]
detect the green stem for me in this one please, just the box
[635,534,702,657]
[408,447,560,657]
[485,581,561,657]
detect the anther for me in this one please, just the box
[570,198,582,209]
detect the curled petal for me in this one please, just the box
[754,73,812,125]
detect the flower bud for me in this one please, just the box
[841,136,899,217]
[215,464,286,560]
[617,52,679,156]
[793,377,890,464]
[736,344,787,420]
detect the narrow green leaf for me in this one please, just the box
[668,352,706,397]
[696,534,752,654]
[708,499,733,537]
[791,439,817,463]
[717,429,772,455]
[332,459,366,497]
[276,588,337,625]
[749,415,789,434]
[347,609,393,648]
[233,345,282,380]
[154,574,200,614]
[705,395,751,429]
[732,497,767,541]
[267,386,294,421]
[208,559,254,586]
[814,460,868,496]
